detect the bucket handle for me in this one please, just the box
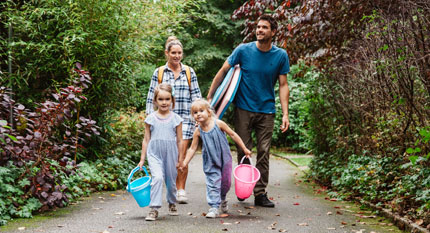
[239,156,255,182]
[127,166,149,192]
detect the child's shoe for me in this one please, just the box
[177,189,188,204]
[220,200,228,213]
[168,203,178,216]
[145,208,158,221]
[205,207,219,218]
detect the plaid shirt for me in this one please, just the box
[146,63,202,139]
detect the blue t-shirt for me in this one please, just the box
[227,42,290,114]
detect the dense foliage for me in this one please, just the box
[180,0,244,94]
[0,65,97,224]
[233,0,430,227]
[0,0,203,115]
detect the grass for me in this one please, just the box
[289,157,313,167]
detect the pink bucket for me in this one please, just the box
[234,157,260,199]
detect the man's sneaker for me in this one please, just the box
[237,197,245,202]
[254,193,275,208]
[205,208,219,218]
[177,189,188,204]
[168,203,178,216]
[145,208,158,221]
[220,200,228,213]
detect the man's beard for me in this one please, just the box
[257,35,271,43]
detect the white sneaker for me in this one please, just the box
[177,189,188,204]
[205,208,219,218]
[220,200,228,213]
[168,203,178,216]
[145,208,158,221]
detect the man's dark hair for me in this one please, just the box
[257,14,278,31]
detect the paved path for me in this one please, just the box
[3,153,403,233]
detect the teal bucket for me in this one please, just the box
[127,166,151,207]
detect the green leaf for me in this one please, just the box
[406,148,415,154]
[5,134,18,142]
[408,156,418,165]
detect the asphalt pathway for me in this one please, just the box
[3,153,403,233]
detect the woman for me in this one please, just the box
[146,36,202,204]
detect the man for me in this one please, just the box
[207,14,290,208]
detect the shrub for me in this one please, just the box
[0,65,98,225]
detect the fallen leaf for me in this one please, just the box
[222,222,232,225]
[330,198,338,201]
[336,211,342,215]
[235,221,240,224]
[416,219,424,226]
[219,214,229,218]
[293,203,300,205]
[244,206,255,209]
[110,194,116,197]
[341,221,347,225]
[202,212,207,216]
[108,226,114,228]
[57,225,65,227]
[268,221,278,230]
[187,212,193,216]
[279,229,287,232]
[237,210,243,213]
[334,206,341,209]
[327,212,333,215]
[275,213,281,216]
[222,229,228,231]
[298,223,308,226]
[98,196,105,200]
[18,227,26,231]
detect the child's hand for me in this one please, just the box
[244,148,252,158]
[138,161,145,170]
[178,161,186,171]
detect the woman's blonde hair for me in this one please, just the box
[165,36,183,52]
[191,98,216,118]
[153,83,175,110]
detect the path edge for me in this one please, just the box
[271,152,429,233]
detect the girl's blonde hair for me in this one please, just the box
[153,83,175,110]
[191,98,216,118]
[165,36,183,52]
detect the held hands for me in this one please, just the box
[178,161,187,171]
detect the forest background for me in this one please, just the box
[0,0,429,229]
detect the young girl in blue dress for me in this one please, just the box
[138,83,184,221]
[180,99,252,218]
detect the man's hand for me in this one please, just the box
[281,114,290,133]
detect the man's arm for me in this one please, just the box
[279,74,290,133]
[207,61,232,101]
